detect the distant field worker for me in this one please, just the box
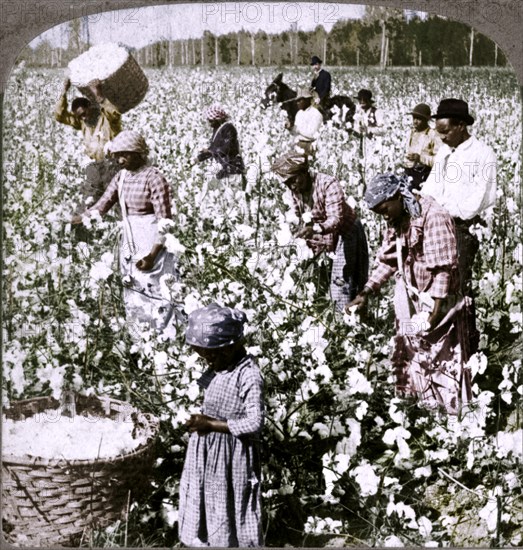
[347,173,472,415]
[55,77,122,210]
[403,103,441,190]
[178,303,264,547]
[197,103,245,181]
[271,152,369,310]
[72,130,179,332]
[286,87,324,156]
[352,89,386,139]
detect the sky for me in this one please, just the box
[30,2,369,50]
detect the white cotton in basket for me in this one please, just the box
[68,43,129,86]
[2,411,144,460]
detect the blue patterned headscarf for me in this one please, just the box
[185,303,247,349]
[365,173,421,218]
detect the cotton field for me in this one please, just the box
[2,64,522,547]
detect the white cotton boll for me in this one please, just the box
[68,43,130,85]
[186,382,200,402]
[276,226,293,247]
[355,401,368,420]
[161,502,178,528]
[302,212,313,224]
[164,234,186,255]
[479,494,499,532]
[235,223,256,240]
[466,352,488,377]
[336,420,361,457]
[333,453,351,475]
[89,259,113,282]
[157,218,175,233]
[414,466,432,478]
[345,368,373,395]
[350,462,380,496]
[279,268,295,297]
[183,293,203,315]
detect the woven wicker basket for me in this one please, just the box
[2,394,159,546]
[75,52,149,114]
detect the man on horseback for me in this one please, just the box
[310,56,331,114]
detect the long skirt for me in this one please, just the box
[454,222,480,355]
[80,159,119,211]
[178,431,263,547]
[120,214,178,332]
[330,220,369,310]
[392,274,472,414]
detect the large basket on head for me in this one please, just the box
[68,43,149,113]
[2,393,159,547]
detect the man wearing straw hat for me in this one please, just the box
[403,103,441,190]
[286,87,324,156]
[55,78,122,212]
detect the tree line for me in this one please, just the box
[20,8,506,69]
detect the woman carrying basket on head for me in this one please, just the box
[72,130,179,331]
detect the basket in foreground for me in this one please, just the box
[76,53,149,114]
[2,393,159,547]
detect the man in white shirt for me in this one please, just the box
[422,98,496,289]
[422,98,497,355]
[287,87,323,156]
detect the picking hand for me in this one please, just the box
[136,254,155,271]
[295,226,314,239]
[345,293,367,314]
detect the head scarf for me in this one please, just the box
[185,303,247,349]
[107,130,149,155]
[271,152,309,178]
[365,173,421,218]
[205,103,229,121]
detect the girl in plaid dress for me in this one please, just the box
[179,303,264,547]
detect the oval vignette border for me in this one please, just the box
[0,1,522,549]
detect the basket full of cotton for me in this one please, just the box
[1,393,159,546]
[68,43,149,113]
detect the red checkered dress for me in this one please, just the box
[292,172,356,253]
[91,165,172,219]
[366,195,458,299]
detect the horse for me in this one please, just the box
[261,72,356,127]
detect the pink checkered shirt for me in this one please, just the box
[366,195,458,299]
[292,172,357,252]
[91,166,172,219]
